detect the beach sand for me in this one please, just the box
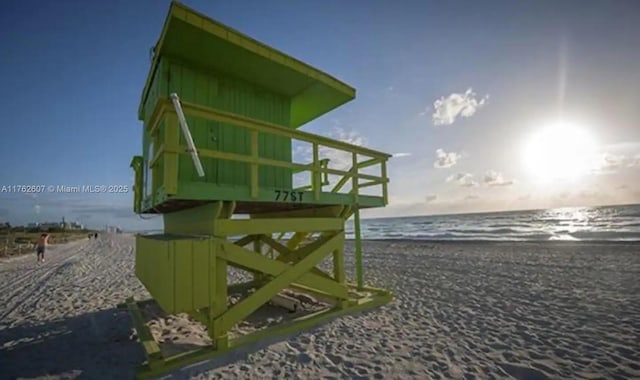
[0,234,638,379]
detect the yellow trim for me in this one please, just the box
[161,99,390,159]
[144,99,391,202]
[196,147,385,182]
[149,144,165,169]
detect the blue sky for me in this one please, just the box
[1,0,639,229]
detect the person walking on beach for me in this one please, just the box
[36,233,49,263]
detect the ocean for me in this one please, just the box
[347,204,640,242]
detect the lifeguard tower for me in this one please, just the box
[127,2,392,377]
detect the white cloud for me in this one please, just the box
[592,152,640,174]
[483,170,514,187]
[294,126,366,168]
[418,107,431,117]
[425,194,437,203]
[322,127,366,171]
[393,152,412,158]
[434,149,461,168]
[292,127,371,190]
[432,88,488,126]
[517,194,531,201]
[329,126,365,147]
[446,172,478,187]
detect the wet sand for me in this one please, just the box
[0,235,638,379]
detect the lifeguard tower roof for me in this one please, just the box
[138,1,356,128]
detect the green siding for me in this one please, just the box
[142,127,151,205]
[135,235,219,314]
[136,236,175,313]
[144,57,292,195]
[142,60,168,124]
[137,3,356,126]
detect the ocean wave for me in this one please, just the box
[448,228,523,235]
[616,210,640,218]
[548,233,579,241]
[347,205,640,242]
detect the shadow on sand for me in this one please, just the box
[0,308,143,380]
[0,304,343,380]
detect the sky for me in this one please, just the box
[0,0,639,230]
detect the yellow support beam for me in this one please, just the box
[213,218,343,236]
[215,233,343,333]
[197,146,385,182]
[221,239,348,299]
[381,160,389,204]
[148,143,165,169]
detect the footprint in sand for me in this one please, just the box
[499,362,550,380]
[296,352,313,364]
[326,353,343,365]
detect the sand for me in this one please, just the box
[0,234,639,379]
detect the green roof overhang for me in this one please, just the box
[138,1,356,127]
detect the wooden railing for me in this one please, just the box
[146,98,390,204]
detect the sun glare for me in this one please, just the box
[523,121,597,184]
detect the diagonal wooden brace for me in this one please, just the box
[223,236,348,300]
[215,233,343,333]
[260,234,335,280]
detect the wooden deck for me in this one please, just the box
[141,195,384,214]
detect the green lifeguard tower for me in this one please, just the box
[127,2,392,377]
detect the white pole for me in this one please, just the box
[170,93,206,178]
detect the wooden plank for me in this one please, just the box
[220,237,348,299]
[214,218,343,235]
[126,299,162,361]
[215,233,342,333]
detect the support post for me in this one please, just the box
[312,143,320,200]
[252,235,266,285]
[351,151,364,290]
[209,242,229,349]
[381,159,388,205]
[353,207,364,290]
[333,237,347,308]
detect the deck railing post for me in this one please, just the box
[313,143,320,200]
[351,151,363,289]
[381,159,388,205]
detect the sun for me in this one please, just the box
[523,120,597,184]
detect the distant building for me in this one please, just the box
[24,218,84,231]
[39,222,61,231]
[104,225,122,234]
[71,222,83,230]
[58,217,83,230]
